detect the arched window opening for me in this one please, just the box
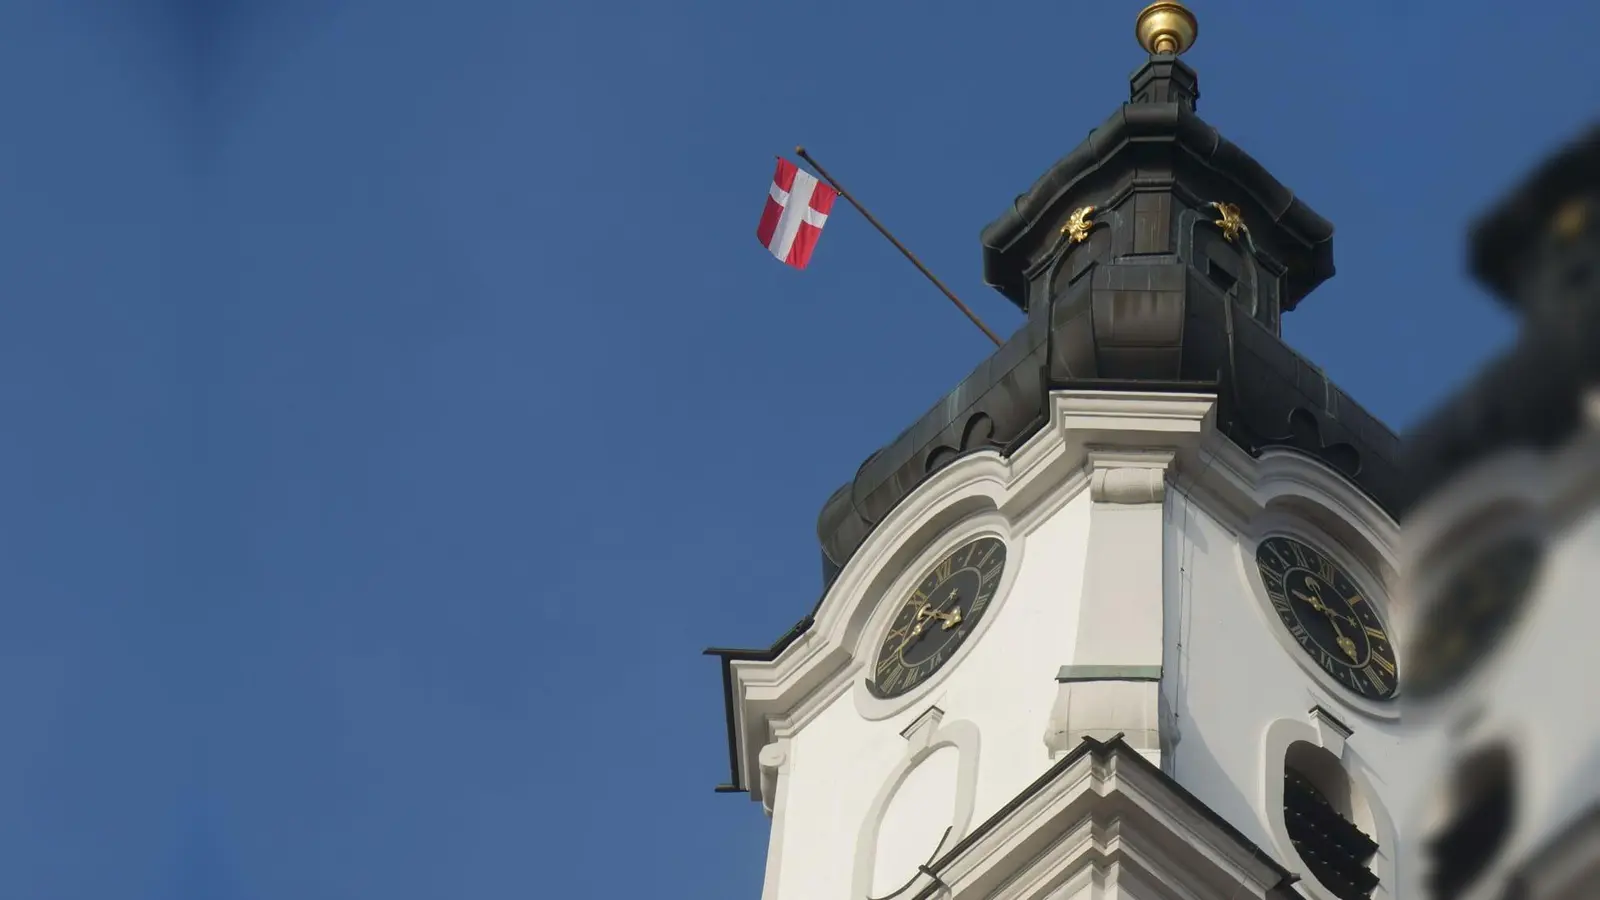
[1423,743,1514,900]
[1283,741,1380,900]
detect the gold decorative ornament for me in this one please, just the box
[1552,197,1589,239]
[1210,201,1248,243]
[1061,206,1096,243]
[1135,1,1199,56]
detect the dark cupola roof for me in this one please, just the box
[814,2,1402,585]
[1402,125,1600,514]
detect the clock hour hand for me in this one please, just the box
[908,603,943,640]
[1294,589,1356,626]
[1294,588,1361,661]
[929,590,965,629]
[897,614,930,654]
[915,591,965,630]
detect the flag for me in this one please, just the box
[757,158,838,270]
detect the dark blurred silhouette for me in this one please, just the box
[1399,124,1600,900]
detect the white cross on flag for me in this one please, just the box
[756,158,838,270]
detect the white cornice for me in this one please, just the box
[727,389,1402,802]
[729,391,1214,799]
[1177,431,1400,568]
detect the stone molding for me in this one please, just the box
[758,739,790,817]
[908,739,1298,900]
[1087,448,1174,504]
[852,708,980,900]
[1057,665,1163,682]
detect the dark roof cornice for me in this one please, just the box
[1469,124,1600,307]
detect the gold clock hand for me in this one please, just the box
[930,588,966,629]
[1294,589,1358,626]
[895,624,923,658]
[903,604,937,646]
[1293,588,1361,661]
[1335,633,1359,661]
[1323,612,1360,661]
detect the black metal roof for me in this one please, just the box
[814,54,1400,586]
[979,90,1335,313]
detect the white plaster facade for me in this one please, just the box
[1157,447,1445,900]
[728,390,1436,900]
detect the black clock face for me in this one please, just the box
[1404,534,1543,702]
[1256,536,1399,701]
[869,536,1006,699]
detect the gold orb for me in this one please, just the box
[1135,1,1198,56]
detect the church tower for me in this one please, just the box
[707,5,1431,899]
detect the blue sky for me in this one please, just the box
[0,1,1596,898]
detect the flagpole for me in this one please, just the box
[791,146,1004,348]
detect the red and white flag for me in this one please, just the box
[756,158,838,270]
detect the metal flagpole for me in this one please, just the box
[791,146,1004,348]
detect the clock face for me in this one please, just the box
[869,536,1006,699]
[1256,536,1399,701]
[1404,534,1543,701]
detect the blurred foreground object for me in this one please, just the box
[1399,124,1600,900]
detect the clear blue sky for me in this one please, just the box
[0,1,1595,898]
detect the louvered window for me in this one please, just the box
[1284,767,1380,900]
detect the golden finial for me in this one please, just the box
[1210,201,1247,242]
[1061,206,1096,243]
[1136,1,1199,56]
[1552,197,1589,239]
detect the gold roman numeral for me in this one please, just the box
[1371,652,1396,676]
[1266,542,1293,569]
[1288,622,1312,646]
[1364,665,1389,694]
[1317,556,1336,582]
[935,558,954,583]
